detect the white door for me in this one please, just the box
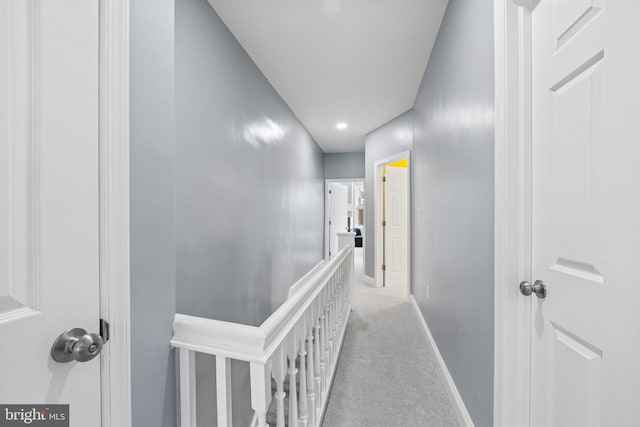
[530,1,640,425]
[329,182,348,258]
[0,0,102,425]
[384,166,407,288]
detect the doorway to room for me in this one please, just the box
[374,152,410,297]
[324,179,365,260]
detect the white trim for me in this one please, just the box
[363,274,375,286]
[409,295,473,427]
[99,0,131,426]
[373,151,411,296]
[493,1,533,426]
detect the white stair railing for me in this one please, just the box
[171,244,354,427]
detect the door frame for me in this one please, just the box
[99,1,131,426]
[324,178,364,260]
[493,1,534,426]
[373,151,411,296]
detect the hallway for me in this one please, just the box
[322,248,459,426]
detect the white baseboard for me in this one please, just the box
[409,295,474,427]
[363,274,375,286]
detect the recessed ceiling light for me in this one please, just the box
[336,122,347,130]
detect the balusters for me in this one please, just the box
[337,266,343,326]
[319,290,328,396]
[306,319,316,427]
[288,335,299,426]
[178,348,196,427]
[272,348,286,427]
[250,362,271,427]
[216,356,233,427]
[298,324,309,427]
[327,274,335,371]
[314,316,322,411]
[330,274,338,366]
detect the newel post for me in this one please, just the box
[336,231,355,252]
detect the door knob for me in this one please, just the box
[519,280,547,299]
[51,328,104,363]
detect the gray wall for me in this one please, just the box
[175,0,325,326]
[175,2,325,423]
[129,0,176,425]
[324,152,365,179]
[412,0,495,425]
[363,111,413,278]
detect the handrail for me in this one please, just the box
[171,245,351,363]
[171,242,355,427]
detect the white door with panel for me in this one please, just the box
[0,0,103,425]
[328,182,348,259]
[384,166,407,289]
[529,1,640,425]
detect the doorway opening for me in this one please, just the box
[374,152,410,297]
[324,179,364,260]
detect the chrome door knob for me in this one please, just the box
[51,328,104,363]
[519,280,547,299]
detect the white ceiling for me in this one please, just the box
[207,0,449,153]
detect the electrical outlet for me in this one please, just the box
[426,284,430,300]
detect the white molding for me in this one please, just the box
[98,0,131,426]
[493,1,532,426]
[409,295,473,427]
[363,274,375,286]
[373,151,411,293]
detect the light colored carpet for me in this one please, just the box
[321,248,460,427]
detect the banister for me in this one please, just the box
[171,244,352,363]
[259,245,351,357]
[172,243,354,427]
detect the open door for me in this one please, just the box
[383,166,408,289]
[0,1,105,424]
[328,182,348,259]
[525,1,640,425]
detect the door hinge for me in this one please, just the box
[382,220,386,227]
[329,251,331,256]
[382,264,386,271]
[100,318,110,343]
[382,176,386,182]
[329,220,332,225]
[329,190,332,194]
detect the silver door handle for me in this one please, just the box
[519,280,547,299]
[51,328,104,363]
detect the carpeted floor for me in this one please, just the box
[321,248,460,427]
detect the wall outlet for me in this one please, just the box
[426,284,431,300]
